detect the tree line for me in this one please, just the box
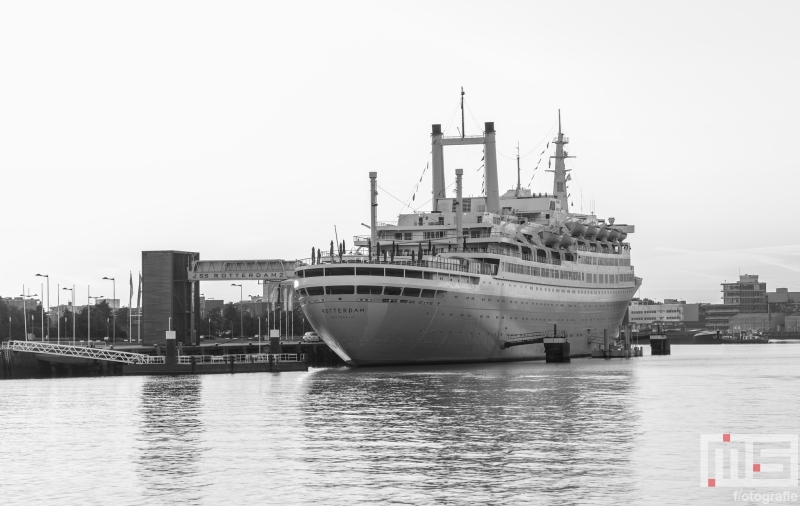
[0,296,130,342]
[0,297,312,342]
[205,302,309,338]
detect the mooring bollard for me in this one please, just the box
[650,334,671,355]
[165,330,177,365]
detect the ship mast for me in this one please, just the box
[460,87,465,139]
[549,109,575,212]
[515,142,521,197]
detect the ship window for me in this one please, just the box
[297,288,308,297]
[326,267,355,276]
[402,288,421,297]
[424,272,435,280]
[305,268,324,278]
[405,269,423,279]
[296,270,304,278]
[306,286,324,296]
[356,267,384,276]
[325,285,354,295]
[435,290,447,299]
[356,285,383,295]
[384,286,402,296]
[404,233,412,240]
[421,289,436,298]
[386,268,404,277]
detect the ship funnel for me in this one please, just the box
[455,168,463,251]
[431,124,445,211]
[430,119,499,215]
[369,172,378,254]
[483,122,500,214]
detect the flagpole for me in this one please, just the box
[129,271,132,345]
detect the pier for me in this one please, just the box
[0,340,323,379]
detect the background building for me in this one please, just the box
[722,274,767,313]
[200,296,224,318]
[702,274,768,331]
[95,298,120,309]
[786,313,800,331]
[2,297,41,310]
[704,304,739,331]
[767,288,800,314]
[627,298,703,329]
[728,313,786,332]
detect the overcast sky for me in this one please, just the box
[2,0,798,307]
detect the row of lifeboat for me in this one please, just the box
[510,220,627,250]
[565,221,627,242]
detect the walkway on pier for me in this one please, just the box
[2,340,160,364]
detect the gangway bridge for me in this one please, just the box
[2,341,162,364]
[501,330,568,349]
[1,341,304,365]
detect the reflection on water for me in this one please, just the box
[300,364,639,504]
[2,345,800,505]
[136,376,206,504]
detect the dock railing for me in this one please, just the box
[176,353,305,364]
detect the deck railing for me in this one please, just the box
[298,257,497,276]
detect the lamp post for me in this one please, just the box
[88,291,103,345]
[62,286,75,346]
[20,290,38,342]
[56,283,60,344]
[35,274,49,341]
[231,283,242,338]
[102,277,116,344]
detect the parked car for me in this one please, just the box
[303,332,320,342]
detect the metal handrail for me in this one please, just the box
[176,353,305,364]
[2,340,159,364]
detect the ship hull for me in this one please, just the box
[298,271,637,366]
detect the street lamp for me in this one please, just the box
[88,292,103,345]
[20,291,38,342]
[102,277,116,344]
[35,274,49,341]
[231,283,242,338]
[62,286,75,346]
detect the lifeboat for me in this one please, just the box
[596,226,609,241]
[584,224,598,239]
[560,235,576,248]
[618,231,628,242]
[501,222,517,235]
[564,221,586,237]
[519,222,544,237]
[607,229,620,242]
[541,231,562,248]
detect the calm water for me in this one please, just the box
[2,344,799,505]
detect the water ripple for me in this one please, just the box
[1,345,798,505]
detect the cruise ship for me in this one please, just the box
[295,108,641,366]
